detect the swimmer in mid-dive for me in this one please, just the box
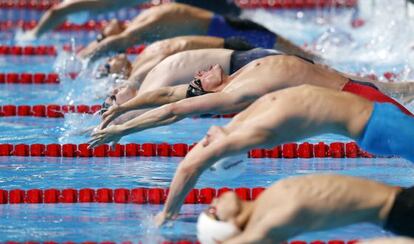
[88,52,413,146]
[77,3,317,62]
[96,35,259,102]
[100,44,414,110]
[25,0,242,39]
[153,85,414,226]
[195,174,414,243]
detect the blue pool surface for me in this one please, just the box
[2,1,414,242]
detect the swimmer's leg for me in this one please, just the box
[79,3,214,61]
[273,35,321,62]
[129,36,224,89]
[371,81,414,104]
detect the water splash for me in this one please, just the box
[14,29,37,45]
[58,113,100,144]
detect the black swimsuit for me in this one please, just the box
[384,186,414,237]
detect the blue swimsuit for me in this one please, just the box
[207,15,277,49]
[357,102,414,162]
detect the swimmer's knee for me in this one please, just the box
[145,39,182,58]
[146,2,182,17]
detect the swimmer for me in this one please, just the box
[88,53,413,146]
[195,174,414,243]
[77,3,317,62]
[96,35,258,102]
[26,0,243,38]
[154,85,414,226]
[101,44,414,110]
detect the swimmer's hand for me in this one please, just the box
[87,125,123,149]
[154,212,167,227]
[154,211,178,227]
[77,42,99,61]
[100,104,125,130]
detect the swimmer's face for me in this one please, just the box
[108,54,132,77]
[196,64,225,92]
[98,54,132,78]
[210,191,241,222]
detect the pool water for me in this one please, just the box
[1,0,414,242]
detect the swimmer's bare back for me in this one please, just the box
[227,85,373,144]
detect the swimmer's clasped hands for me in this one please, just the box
[87,125,123,149]
[100,104,125,130]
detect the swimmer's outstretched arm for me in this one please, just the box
[88,92,251,147]
[30,0,142,38]
[155,127,270,226]
[100,85,188,129]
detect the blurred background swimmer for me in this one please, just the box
[76,3,317,62]
[23,0,244,40]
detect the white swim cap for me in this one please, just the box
[209,154,246,179]
[197,212,241,244]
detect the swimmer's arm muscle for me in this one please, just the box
[100,85,188,129]
[122,85,187,110]
[161,129,269,222]
[119,92,249,135]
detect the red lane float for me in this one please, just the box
[0,104,102,117]
[0,104,237,118]
[0,0,170,10]
[0,0,357,9]
[0,45,56,55]
[0,45,146,56]
[0,142,377,158]
[0,187,268,204]
[0,73,59,83]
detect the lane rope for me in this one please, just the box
[0,45,145,56]
[0,0,358,10]
[0,104,239,118]
[0,142,375,158]
[0,0,171,10]
[1,241,359,244]
[0,187,266,204]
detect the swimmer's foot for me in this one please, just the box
[402,94,414,104]
[380,81,414,104]
[399,82,414,104]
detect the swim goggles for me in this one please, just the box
[186,78,212,98]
